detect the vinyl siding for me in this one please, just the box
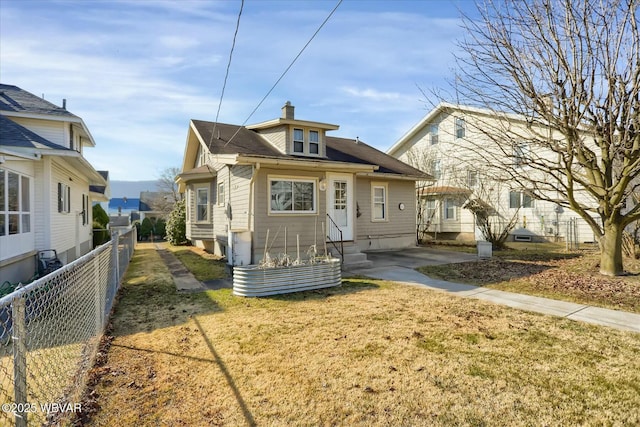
[252,167,326,262]
[186,182,214,240]
[50,159,92,262]
[256,125,288,153]
[229,165,252,231]
[11,117,68,148]
[356,178,416,240]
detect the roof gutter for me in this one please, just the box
[355,171,432,181]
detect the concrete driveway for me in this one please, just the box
[363,246,478,269]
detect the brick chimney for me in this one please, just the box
[282,101,294,119]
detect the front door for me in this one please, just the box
[327,173,354,241]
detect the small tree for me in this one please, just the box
[155,218,166,239]
[166,199,187,246]
[140,217,154,241]
[92,204,109,228]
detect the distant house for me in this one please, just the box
[177,102,430,269]
[387,102,596,243]
[0,83,108,283]
[139,191,170,221]
[108,197,140,217]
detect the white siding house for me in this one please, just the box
[387,102,598,243]
[0,84,108,284]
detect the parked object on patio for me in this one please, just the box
[37,250,63,277]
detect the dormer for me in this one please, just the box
[246,102,339,157]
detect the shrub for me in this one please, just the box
[166,199,187,246]
[92,221,110,247]
[155,218,166,239]
[140,217,153,240]
[93,204,109,227]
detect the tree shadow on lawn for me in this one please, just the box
[260,278,380,303]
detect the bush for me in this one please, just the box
[93,204,109,227]
[140,217,153,240]
[93,221,110,247]
[166,199,187,246]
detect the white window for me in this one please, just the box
[372,183,388,221]
[82,194,89,225]
[467,170,478,187]
[444,198,458,220]
[270,178,316,214]
[58,182,71,213]
[509,191,534,209]
[430,124,439,145]
[455,117,465,139]
[293,128,304,153]
[197,188,209,221]
[424,198,437,221]
[1,169,31,236]
[309,130,319,154]
[513,142,529,167]
[217,182,225,206]
[430,159,442,179]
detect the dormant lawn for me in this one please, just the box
[80,243,640,426]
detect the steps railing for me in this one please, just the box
[326,213,344,264]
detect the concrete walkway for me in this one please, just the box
[154,244,205,292]
[351,253,640,334]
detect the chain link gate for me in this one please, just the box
[0,228,136,426]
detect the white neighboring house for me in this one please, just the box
[0,83,108,284]
[387,102,597,243]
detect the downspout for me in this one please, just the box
[248,163,260,264]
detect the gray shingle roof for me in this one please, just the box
[0,115,70,150]
[0,84,77,118]
[191,120,429,178]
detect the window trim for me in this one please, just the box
[429,123,439,145]
[1,169,32,236]
[293,128,304,153]
[268,176,317,215]
[58,182,71,214]
[444,198,457,220]
[196,187,209,222]
[217,182,225,207]
[509,191,534,209]
[455,117,465,139]
[371,182,388,222]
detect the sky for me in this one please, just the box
[0,0,479,181]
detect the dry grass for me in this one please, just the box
[81,243,640,426]
[164,243,228,282]
[418,248,640,313]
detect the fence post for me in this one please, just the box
[12,298,27,427]
[93,255,104,334]
[111,231,120,288]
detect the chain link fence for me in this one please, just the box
[0,228,136,426]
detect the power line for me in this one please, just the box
[210,0,244,144]
[224,0,343,147]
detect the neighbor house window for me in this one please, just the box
[1,169,31,236]
[424,198,437,221]
[82,194,89,225]
[444,198,458,220]
[509,191,534,208]
[430,124,439,145]
[270,178,316,213]
[372,183,388,221]
[430,159,442,179]
[58,182,71,213]
[217,182,225,206]
[467,170,478,187]
[293,128,304,153]
[197,188,209,221]
[513,142,529,167]
[455,117,465,139]
[309,130,319,154]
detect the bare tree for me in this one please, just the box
[153,167,183,217]
[452,0,639,275]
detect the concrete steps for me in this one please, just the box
[329,243,373,270]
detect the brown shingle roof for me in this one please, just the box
[191,120,430,179]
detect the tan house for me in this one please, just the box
[177,102,429,269]
[387,102,597,243]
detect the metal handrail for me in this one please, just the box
[326,213,344,264]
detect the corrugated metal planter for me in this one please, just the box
[233,258,342,297]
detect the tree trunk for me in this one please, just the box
[599,221,624,276]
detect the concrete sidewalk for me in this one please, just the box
[154,244,205,292]
[353,265,640,333]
